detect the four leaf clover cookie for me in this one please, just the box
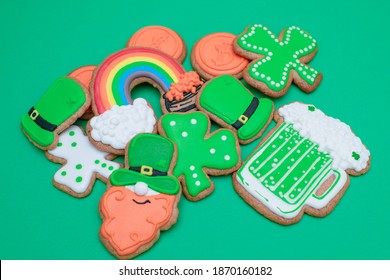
[234,24,322,97]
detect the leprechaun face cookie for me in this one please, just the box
[21,77,90,150]
[233,24,322,98]
[232,102,370,225]
[87,99,157,155]
[91,47,203,115]
[46,125,121,198]
[196,74,274,144]
[99,134,180,259]
[158,112,242,201]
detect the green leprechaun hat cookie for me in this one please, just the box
[21,77,89,150]
[110,134,180,195]
[197,74,274,144]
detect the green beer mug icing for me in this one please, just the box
[234,102,370,225]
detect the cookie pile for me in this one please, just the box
[21,25,371,259]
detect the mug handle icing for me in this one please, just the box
[306,169,347,210]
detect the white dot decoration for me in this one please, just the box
[193,173,198,178]
[221,135,227,141]
[191,119,197,125]
[190,165,195,171]
[224,155,230,161]
[170,121,176,126]
[182,131,188,137]
[195,181,201,186]
[210,148,216,154]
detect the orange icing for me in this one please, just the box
[165,71,203,101]
[192,33,248,76]
[100,187,176,256]
[127,26,185,62]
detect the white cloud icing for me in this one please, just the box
[278,102,370,172]
[90,99,156,150]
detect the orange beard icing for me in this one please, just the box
[100,187,176,256]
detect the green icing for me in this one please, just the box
[237,25,320,91]
[76,164,82,170]
[61,171,67,176]
[308,105,316,112]
[200,75,273,140]
[110,134,180,195]
[21,77,87,147]
[102,163,107,168]
[71,142,77,147]
[95,160,100,164]
[57,142,62,147]
[238,123,335,205]
[128,134,175,173]
[161,112,240,197]
[69,131,75,136]
[352,152,360,160]
[76,176,83,183]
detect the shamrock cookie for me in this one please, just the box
[87,99,157,155]
[46,125,121,198]
[91,47,203,115]
[232,102,370,225]
[126,26,187,63]
[233,24,322,98]
[68,65,96,119]
[191,32,249,80]
[21,77,90,150]
[196,74,274,144]
[158,112,241,201]
[100,134,181,259]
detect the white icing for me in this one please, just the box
[236,123,349,219]
[278,102,370,172]
[90,99,156,150]
[125,182,160,196]
[48,125,120,194]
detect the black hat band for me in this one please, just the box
[232,97,259,130]
[129,165,168,177]
[28,107,58,132]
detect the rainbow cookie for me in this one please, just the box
[233,102,370,225]
[233,24,322,98]
[92,47,203,115]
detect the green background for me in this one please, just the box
[0,0,388,260]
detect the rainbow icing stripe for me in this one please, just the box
[93,47,186,114]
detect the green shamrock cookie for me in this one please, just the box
[234,24,322,98]
[159,112,241,201]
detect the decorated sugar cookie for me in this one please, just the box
[158,112,241,201]
[100,134,180,259]
[233,24,322,98]
[127,26,187,63]
[46,125,121,198]
[87,99,157,155]
[92,47,203,115]
[68,65,96,119]
[232,102,370,225]
[191,32,249,80]
[196,74,274,144]
[21,77,90,150]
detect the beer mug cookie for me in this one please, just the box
[233,24,322,98]
[233,102,370,225]
[191,32,249,80]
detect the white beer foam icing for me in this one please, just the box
[90,99,156,150]
[278,102,370,172]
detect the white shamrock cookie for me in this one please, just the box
[46,125,121,198]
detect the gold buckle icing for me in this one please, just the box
[30,109,39,121]
[238,115,248,124]
[140,165,153,176]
